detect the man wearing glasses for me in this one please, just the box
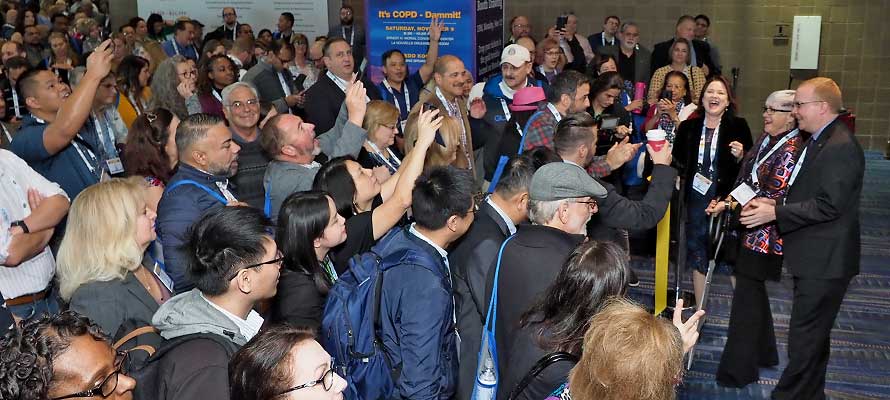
[739,77,864,399]
[206,8,241,42]
[152,206,280,400]
[0,311,137,400]
[242,41,303,115]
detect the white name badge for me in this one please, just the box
[730,182,758,206]
[106,157,125,175]
[152,263,175,293]
[692,172,713,195]
[399,120,407,133]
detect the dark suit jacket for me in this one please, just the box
[600,44,653,85]
[241,60,300,114]
[673,113,753,199]
[450,201,512,400]
[588,164,677,246]
[776,118,864,279]
[651,38,719,77]
[327,25,366,71]
[68,271,160,338]
[304,72,381,135]
[587,31,618,55]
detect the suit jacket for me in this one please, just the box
[673,113,753,198]
[241,60,300,114]
[651,38,719,77]
[600,44,652,85]
[406,83,476,170]
[304,72,381,135]
[776,118,864,279]
[68,271,160,338]
[327,25,366,70]
[450,201,512,400]
[587,31,618,55]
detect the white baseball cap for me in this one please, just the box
[501,44,531,67]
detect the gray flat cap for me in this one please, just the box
[529,162,608,201]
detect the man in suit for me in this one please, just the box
[304,38,380,135]
[587,15,620,56]
[273,12,295,43]
[600,21,652,89]
[739,77,864,400]
[650,15,718,77]
[450,155,536,400]
[327,5,365,71]
[205,7,240,42]
[242,40,302,115]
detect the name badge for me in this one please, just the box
[399,120,407,134]
[692,172,712,195]
[730,182,758,206]
[152,262,175,293]
[106,157,125,175]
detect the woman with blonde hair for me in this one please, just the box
[545,297,703,400]
[57,177,171,339]
[405,114,461,171]
[358,100,403,180]
[43,32,80,85]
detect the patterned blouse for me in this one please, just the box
[545,382,572,400]
[735,129,804,255]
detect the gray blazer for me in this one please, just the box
[68,271,160,338]
[242,60,300,114]
[600,44,653,85]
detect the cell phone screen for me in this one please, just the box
[556,16,568,31]
[600,116,620,130]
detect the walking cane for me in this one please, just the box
[686,209,728,370]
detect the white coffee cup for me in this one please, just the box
[646,129,667,151]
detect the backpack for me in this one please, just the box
[320,232,440,400]
[112,320,238,400]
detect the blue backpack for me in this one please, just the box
[321,232,439,400]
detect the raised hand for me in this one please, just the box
[673,298,706,354]
[415,108,443,148]
[428,16,445,42]
[85,39,114,80]
[345,73,368,126]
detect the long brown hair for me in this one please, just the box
[123,108,176,182]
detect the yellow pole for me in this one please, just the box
[654,204,670,315]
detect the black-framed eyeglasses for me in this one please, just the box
[50,352,128,400]
[791,100,825,108]
[574,199,598,210]
[228,98,260,110]
[763,106,792,115]
[277,361,335,395]
[226,254,283,281]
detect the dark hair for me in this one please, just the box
[50,12,67,24]
[16,67,44,103]
[197,54,236,95]
[0,311,108,400]
[412,166,475,230]
[694,14,710,27]
[5,55,31,72]
[280,12,294,25]
[589,53,617,79]
[15,8,37,34]
[229,325,317,400]
[661,70,693,105]
[323,37,349,57]
[525,146,562,169]
[147,13,165,36]
[546,70,588,104]
[494,154,536,198]
[341,4,355,13]
[128,17,145,29]
[520,241,629,355]
[124,108,176,182]
[381,49,404,65]
[604,15,620,24]
[257,29,272,39]
[312,156,358,218]
[670,37,692,65]
[277,191,335,294]
[676,15,696,27]
[589,71,623,99]
[259,113,287,157]
[703,75,738,114]
[554,112,596,156]
[175,112,225,157]
[174,20,193,33]
[184,206,274,295]
[117,55,150,96]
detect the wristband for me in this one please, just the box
[11,220,29,234]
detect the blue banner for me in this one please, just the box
[364,0,476,83]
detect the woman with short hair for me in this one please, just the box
[648,38,706,105]
[358,100,403,180]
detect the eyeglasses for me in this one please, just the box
[382,123,397,130]
[226,253,283,281]
[545,50,561,56]
[278,360,336,395]
[791,100,825,108]
[574,199,598,211]
[223,12,236,17]
[50,352,128,400]
[762,106,792,115]
[512,24,530,29]
[228,98,260,110]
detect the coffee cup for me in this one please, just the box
[646,129,667,151]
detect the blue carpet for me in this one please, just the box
[628,151,890,399]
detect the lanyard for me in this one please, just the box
[72,135,99,176]
[127,93,144,115]
[697,120,720,173]
[172,40,193,57]
[382,78,410,117]
[546,103,562,122]
[321,255,339,282]
[11,88,21,118]
[211,89,223,103]
[498,98,512,122]
[435,87,472,169]
[788,141,810,188]
[1,124,10,143]
[750,129,798,187]
[366,140,401,171]
[92,112,117,158]
[601,33,614,47]
[342,26,354,46]
[328,71,369,102]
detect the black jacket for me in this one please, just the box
[304,72,381,134]
[673,113,753,199]
[484,224,584,396]
[651,38,719,77]
[450,201,513,400]
[776,118,863,279]
[270,269,325,330]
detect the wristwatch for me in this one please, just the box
[10,220,29,234]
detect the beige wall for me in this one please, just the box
[505,0,890,151]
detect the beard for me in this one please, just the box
[341,15,353,25]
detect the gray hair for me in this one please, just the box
[528,198,568,225]
[221,81,259,107]
[766,89,795,110]
[175,113,225,160]
[149,55,190,119]
[619,21,639,33]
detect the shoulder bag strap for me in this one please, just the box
[165,179,228,204]
[508,351,579,400]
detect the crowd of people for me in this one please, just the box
[0,2,865,400]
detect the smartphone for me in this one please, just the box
[556,15,568,32]
[421,103,447,147]
[660,89,673,100]
[598,115,620,131]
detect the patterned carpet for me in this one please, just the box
[628,151,890,399]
